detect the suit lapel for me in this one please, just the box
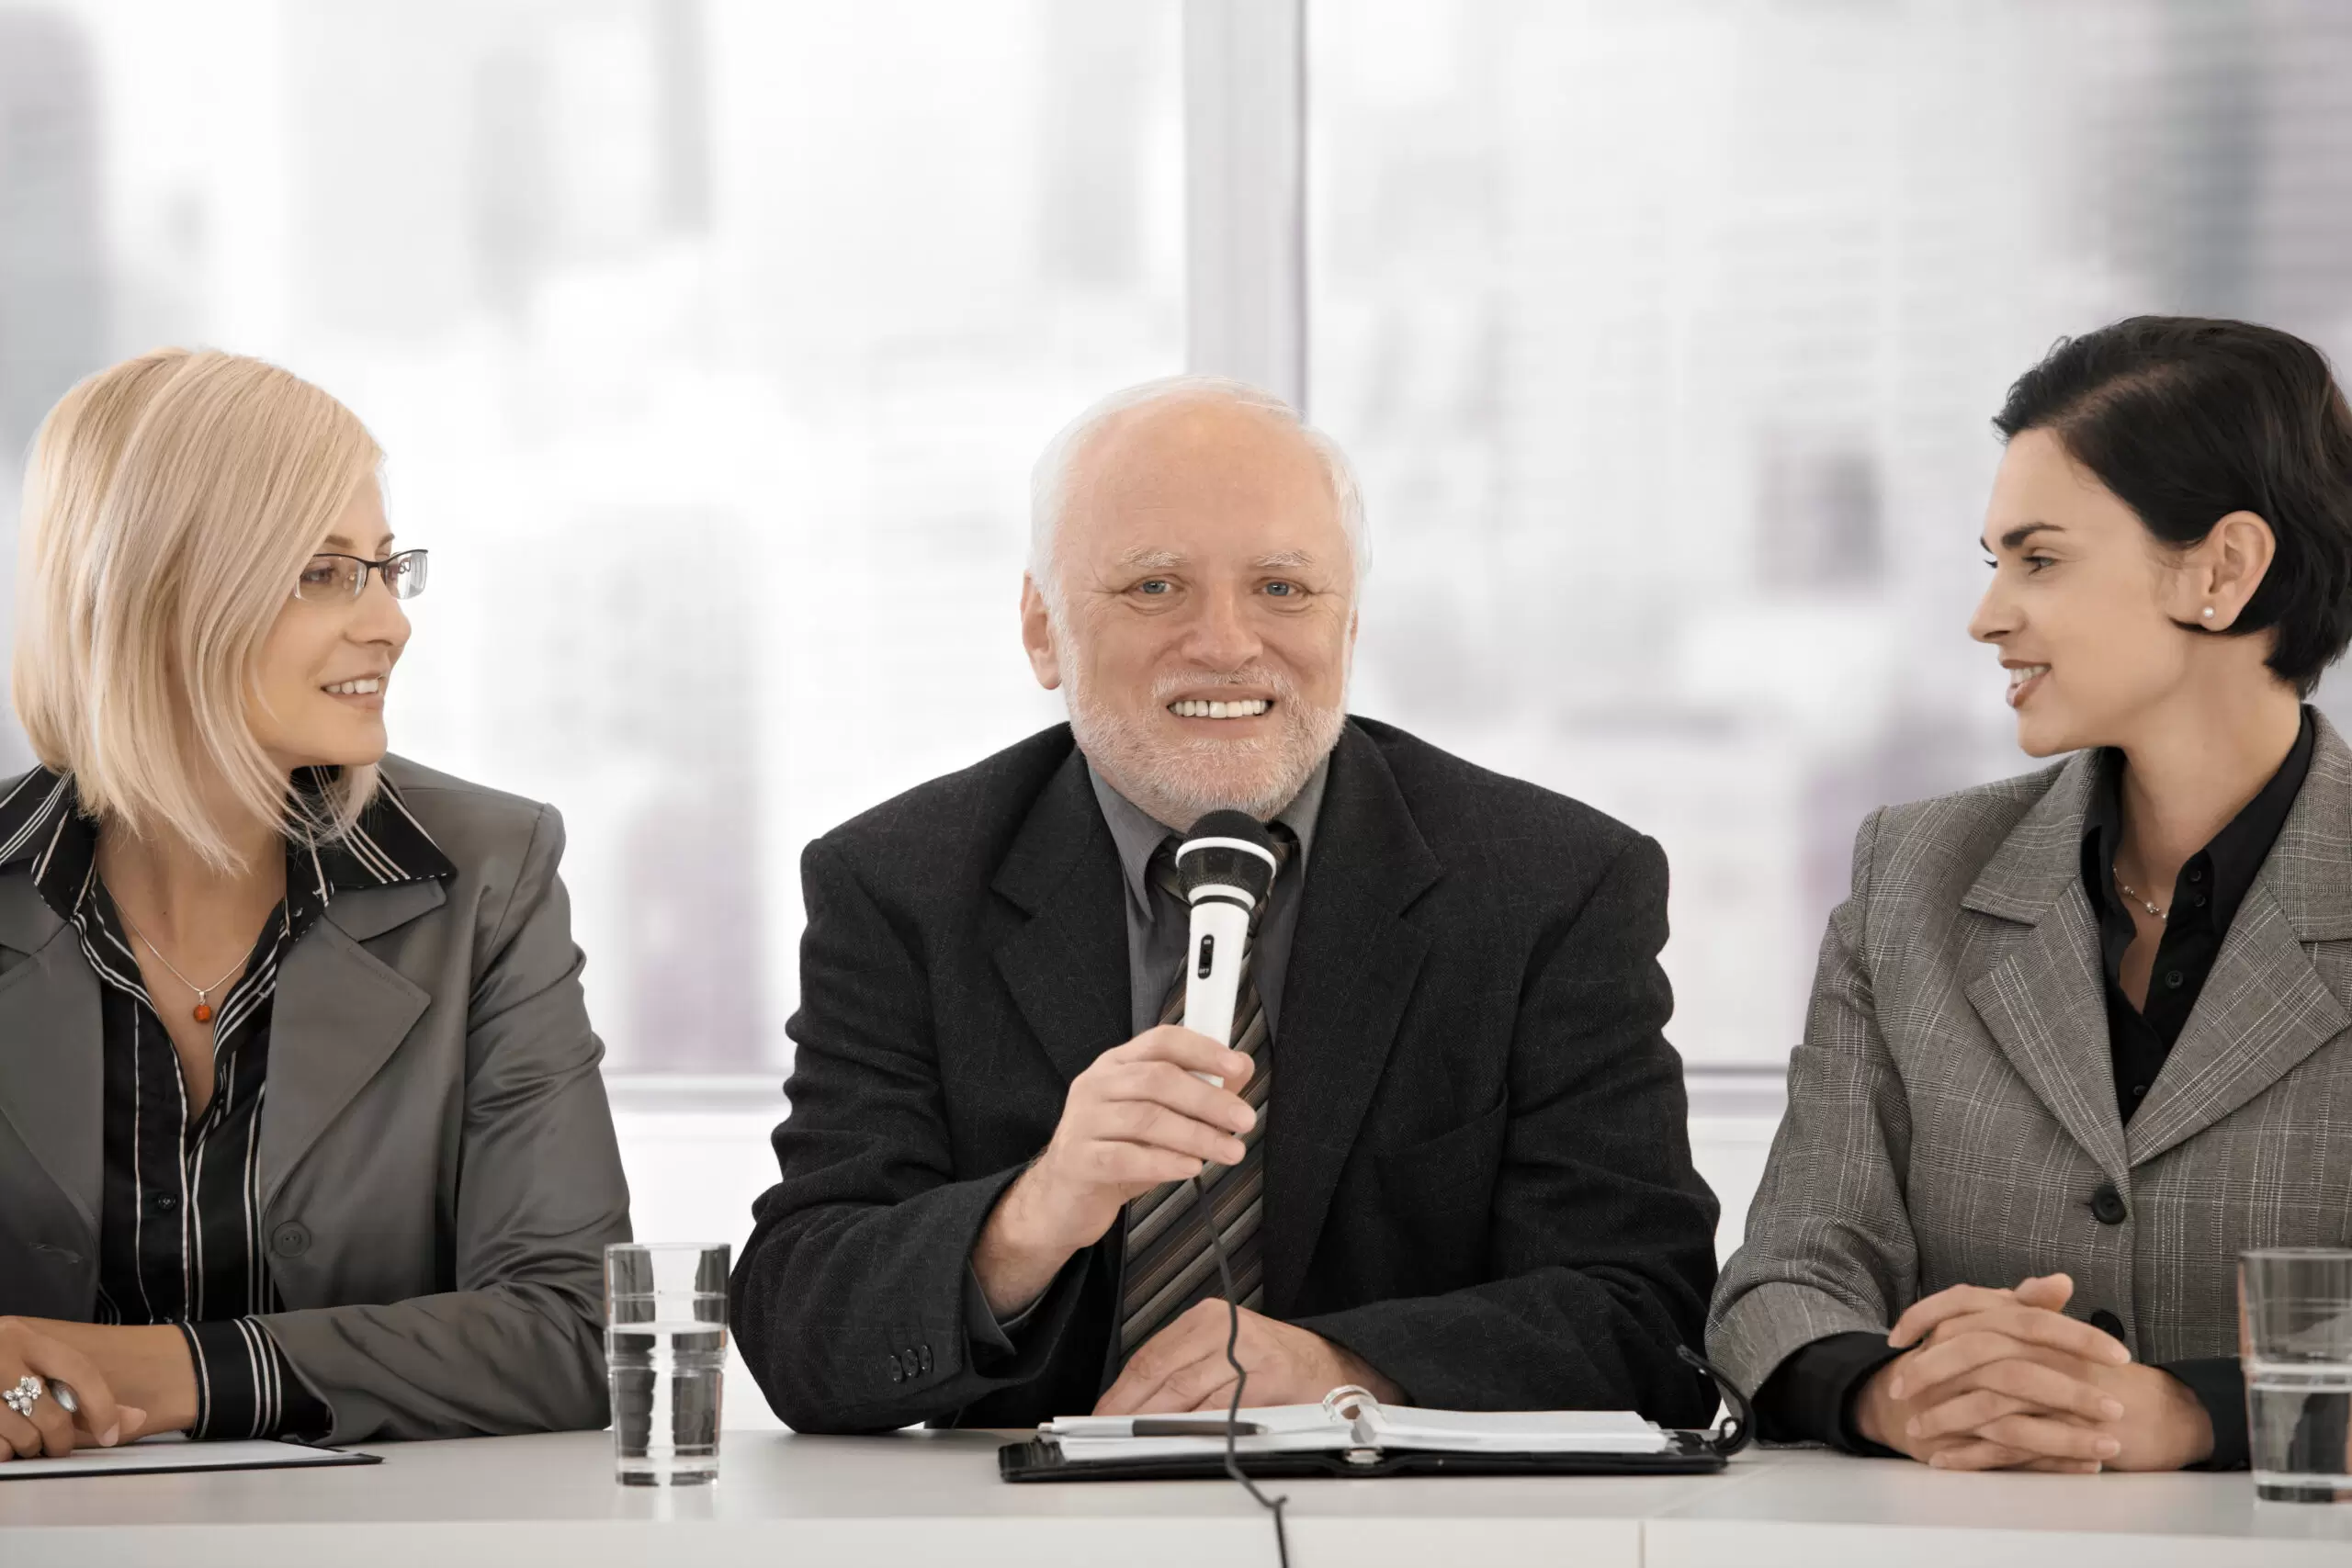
[0,886,103,1238]
[990,749,1134,1086]
[257,883,439,1205]
[1261,725,1437,1316]
[2128,716,2352,1167]
[2127,882,2348,1166]
[1962,750,2132,1186]
[1962,887,2132,1187]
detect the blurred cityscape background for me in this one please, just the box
[5,0,2351,1080]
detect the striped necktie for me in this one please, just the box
[1115,824,1295,1361]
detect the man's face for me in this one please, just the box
[1021,398,1358,829]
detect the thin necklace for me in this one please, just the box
[114,907,245,1025]
[2113,868,2167,923]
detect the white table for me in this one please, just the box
[6,1430,2352,1567]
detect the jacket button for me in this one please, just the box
[2089,1309,2126,1341]
[918,1345,933,1373]
[887,1357,903,1383]
[2089,1183,2128,1225]
[271,1223,311,1258]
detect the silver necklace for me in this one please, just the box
[2113,869,2167,923]
[114,908,245,1025]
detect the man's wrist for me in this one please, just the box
[972,1162,1095,1316]
[1330,1342,1405,1404]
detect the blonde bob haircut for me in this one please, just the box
[15,348,385,871]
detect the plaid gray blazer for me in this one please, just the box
[1710,713,2352,1397]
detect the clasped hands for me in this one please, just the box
[1854,1273,2212,1472]
[971,1023,1401,1416]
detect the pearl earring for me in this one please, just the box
[2202,606,2216,620]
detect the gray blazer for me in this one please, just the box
[1711,715,2352,1396]
[0,756,631,1441]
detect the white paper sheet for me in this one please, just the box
[0,1434,374,1481]
[1040,1400,1673,1462]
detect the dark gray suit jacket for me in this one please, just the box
[733,718,1719,1433]
[0,757,631,1442]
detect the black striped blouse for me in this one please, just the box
[0,770,452,1439]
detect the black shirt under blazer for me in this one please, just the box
[732,717,1721,1433]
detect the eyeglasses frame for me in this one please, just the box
[296,548,431,604]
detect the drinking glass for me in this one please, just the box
[2242,1248,2352,1503]
[605,1242,730,1486]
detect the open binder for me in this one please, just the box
[1000,1347,1752,1483]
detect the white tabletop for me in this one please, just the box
[6,1430,2352,1567]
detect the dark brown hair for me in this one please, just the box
[1995,316,2352,695]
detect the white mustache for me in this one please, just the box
[1148,668,1302,705]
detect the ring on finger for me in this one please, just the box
[1,1376,40,1418]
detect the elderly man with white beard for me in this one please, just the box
[732,378,1721,1433]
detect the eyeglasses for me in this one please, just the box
[293,549,430,604]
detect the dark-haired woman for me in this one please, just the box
[1711,315,2352,1473]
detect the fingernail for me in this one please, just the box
[100,1424,119,1447]
[2101,1399,2124,1419]
[2096,1438,2120,1457]
[1905,1418,1921,1437]
[1928,1453,1948,1469]
[1888,1380,1905,1399]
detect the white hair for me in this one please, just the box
[1025,374,1369,604]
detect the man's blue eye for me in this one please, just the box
[1137,580,1170,595]
[1265,581,1296,597]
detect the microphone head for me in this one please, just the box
[1175,809,1280,908]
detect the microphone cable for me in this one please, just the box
[1195,1172,1291,1568]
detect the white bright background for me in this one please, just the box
[8,2,2352,1426]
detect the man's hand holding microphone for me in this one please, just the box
[971,1023,1256,1319]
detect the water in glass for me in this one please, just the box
[605,1242,729,1486]
[2242,1249,2352,1503]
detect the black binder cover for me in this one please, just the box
[1000,1427,1728,1483]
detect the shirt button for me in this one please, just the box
[2187,866,2206,884]
[2165,970,2185,989]
[2194,895,2209,908]
[2131,1083,2149,1100]
[152,1193,178,1213]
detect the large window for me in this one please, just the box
[9,0,2352,1085]
[1,0,1184,1072]
[1312,0,2352,1064]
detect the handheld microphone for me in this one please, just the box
[1173,809,1281,1083]
[1170,807,1294,1564]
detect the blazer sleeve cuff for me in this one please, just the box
[2161,1356,2248,1472]
[180,1318,334,1441]
[963,1261,1050,1354]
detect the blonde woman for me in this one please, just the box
[0,349,629,1459]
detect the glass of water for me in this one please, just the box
[605,1242,730,1486]
[2242,1248,2352,1503]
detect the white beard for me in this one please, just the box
[1063,659,1345,829]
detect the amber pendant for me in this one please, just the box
[193,1002,213,1024]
